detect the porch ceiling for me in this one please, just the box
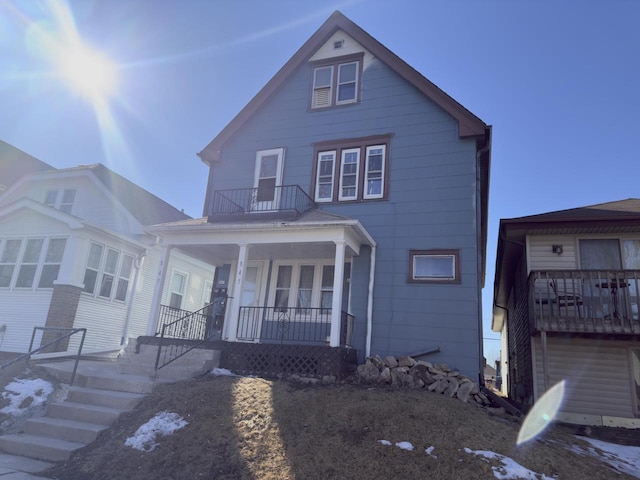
[176,241,354,266]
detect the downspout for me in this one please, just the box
[365,245,376,358]
[476,136,491,386]
[120,250,147,349]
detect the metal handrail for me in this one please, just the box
[155,297,227,371]
[211,185,315,216]
[0,327,87,386]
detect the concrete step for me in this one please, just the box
[81,372,155,394]
[117,360,215,380]
[47,401,125,426]
[66,386,146,409]
[24,417,106,444]
[0,433,84,462]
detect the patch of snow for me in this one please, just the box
[210,368,236,377]
[0,378,53,415]
[124,411,188,452]
[425,445,437,458]
[570,436,640,479]
[378,439,392,446]
[464,447,554,480]
[395,441,414,451]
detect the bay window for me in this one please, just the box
[83,242,135,301]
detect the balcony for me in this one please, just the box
[529,270,640,335]
[209,185,315,221]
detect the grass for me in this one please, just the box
[32,372,635,480]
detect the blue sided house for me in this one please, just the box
[149,11,491,380]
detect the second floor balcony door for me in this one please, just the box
[253,148,285,212]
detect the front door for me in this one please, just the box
[236,263,264,342]
[253,148,285,211]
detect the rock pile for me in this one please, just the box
[356,355,491,406]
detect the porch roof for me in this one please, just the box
[492,198,640,331]
[148,208,376,265]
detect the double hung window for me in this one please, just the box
[169,271,187,309]
[0,237,67,289]
[270,262,337,316]
[82,242,135,301]
[311,57,361,109]
[44,188,76,214]
[313,135,390,202]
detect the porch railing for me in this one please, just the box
[529,269,640,335]
[155,298,226,370]
[210,185,315,217]
[237,306,354,346]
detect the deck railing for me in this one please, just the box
[237,306,354,346]
[210,185,315,217]
[528,269,640,334]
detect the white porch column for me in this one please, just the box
[329,241,346,347]
[225,243,250,342]
[146,245,172,336]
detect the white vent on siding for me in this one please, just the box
[313,87,331,108]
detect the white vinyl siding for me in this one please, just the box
[533,336,636,420]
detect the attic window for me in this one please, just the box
[311,55,362,109]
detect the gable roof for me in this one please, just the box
[0,141,54,189]
[492,198,640,331]
[198,10,489,164]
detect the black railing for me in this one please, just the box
[237,306,354,346]
[210,185,315,216]
[529,270,640,334]
[0,327,87,386]
[155,298,226,370]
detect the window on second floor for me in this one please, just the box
[44,188,77,214]
[313,136,390,203]
[311,56,362,109]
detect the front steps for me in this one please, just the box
[0,342,219,462]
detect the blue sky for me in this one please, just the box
[2,0,639,365]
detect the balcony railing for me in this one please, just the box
[528,270,640,335]
[237,306,354,346]
[209,185,315,218]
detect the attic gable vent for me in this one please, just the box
[333,40,344,49]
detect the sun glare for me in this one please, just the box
[57,42,118,101]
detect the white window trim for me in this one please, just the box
[267,260,339,316]
[409,249,461,284]
[338,148,360,201]
[82,241,135,302]
[168,268,189,309]
[0,236,67,291]
[363,145,386,200]
[314,150,336,202]
[311,59,360,109]
[335,61,359,106]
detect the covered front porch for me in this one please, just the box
[147,210,375,353]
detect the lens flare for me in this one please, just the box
[517,379,566,445]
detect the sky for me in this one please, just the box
[1,0,639,366]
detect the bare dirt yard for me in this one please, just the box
[30,371,637,480]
